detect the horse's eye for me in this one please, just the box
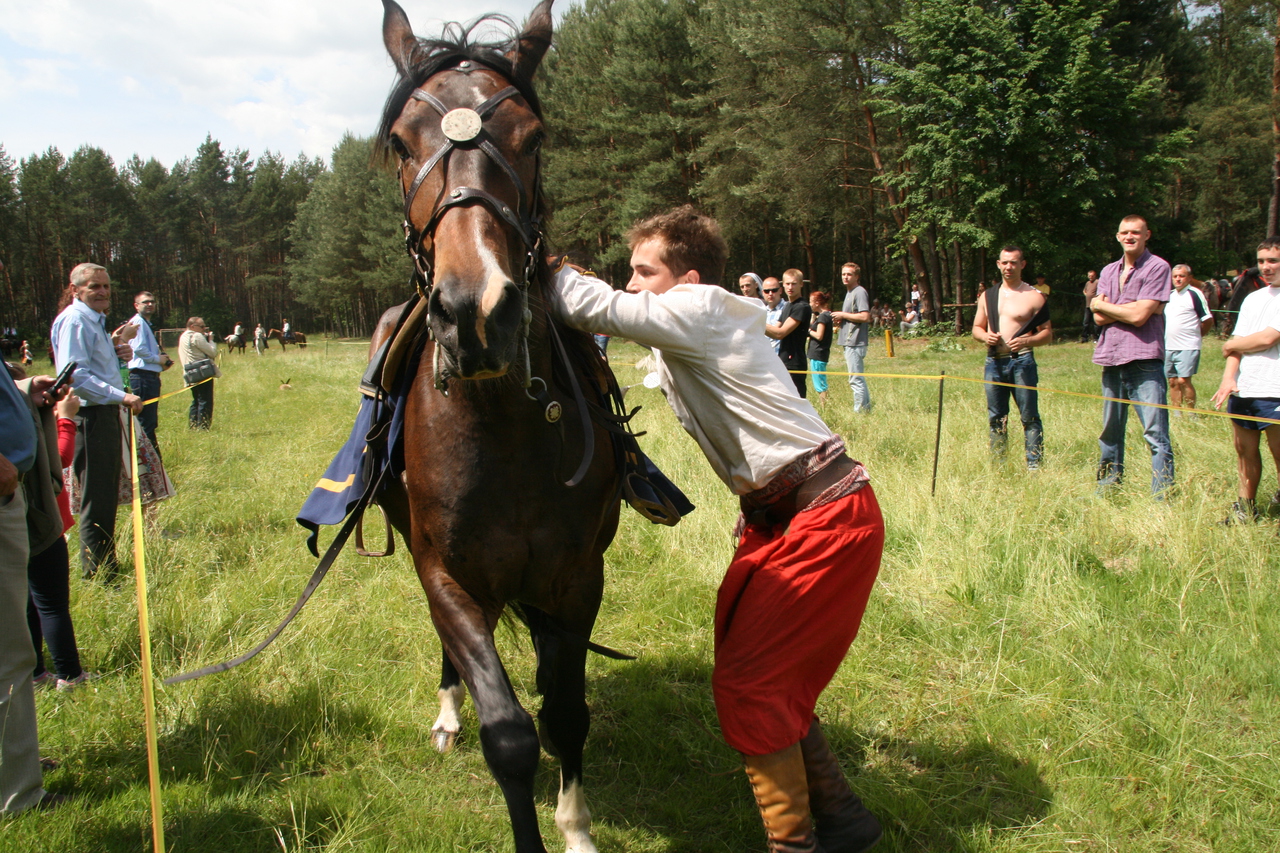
[524,133,544,156]
[390,136,411,161]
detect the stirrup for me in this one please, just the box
[356,502,396,557]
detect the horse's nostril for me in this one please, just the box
[428,289,455,327]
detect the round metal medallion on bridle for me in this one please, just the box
[441,108,483,142]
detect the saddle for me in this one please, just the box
[360,262,692,525]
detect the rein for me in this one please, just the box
[164,430,391,685]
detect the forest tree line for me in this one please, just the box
[1,0,1276,339]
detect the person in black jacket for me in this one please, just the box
[766,269,812,397]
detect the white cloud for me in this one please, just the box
[0,0,558,165]
[0,56,78,97]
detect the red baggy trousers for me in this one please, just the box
[713,485,884,756]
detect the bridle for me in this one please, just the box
[392,58,596,476]
[396,59,546,393]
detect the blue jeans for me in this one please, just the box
[1098,359,1174,494]
[27,536,82,681]
[189,380,214,429]
[843,345,871,412]
[984,352,1043,468]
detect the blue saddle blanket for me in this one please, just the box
[297,390,694,554]
[296,393,405,556]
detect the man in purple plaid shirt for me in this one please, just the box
[1090,215,1174,495]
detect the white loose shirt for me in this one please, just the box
[551,267,832,494]
[1234,285,1280,398]
[1164,285,1212,352]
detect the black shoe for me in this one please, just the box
[34,791,70,811]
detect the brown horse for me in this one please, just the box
[223,334,246,354]
[268,329,307,349]
[370,2,622,851]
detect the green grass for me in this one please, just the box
[5,333,1278,852]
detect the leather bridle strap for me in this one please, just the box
[401,84,537,257]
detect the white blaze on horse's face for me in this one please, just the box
[391,67,544,380]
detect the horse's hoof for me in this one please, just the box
[431,727,458,754]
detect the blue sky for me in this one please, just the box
[0,0,556,169]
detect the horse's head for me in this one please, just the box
[380,0,552,383]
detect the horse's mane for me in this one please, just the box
[376,15,545,164]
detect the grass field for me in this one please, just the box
[5,332,1278,853]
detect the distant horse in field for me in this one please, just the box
[268,329,307,349]
[1224,268,1263,336]
[224,334,246,354]
[368,2,623,851]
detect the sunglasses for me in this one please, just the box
[763,288,780,294]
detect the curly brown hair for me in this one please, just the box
[627,205,727,285]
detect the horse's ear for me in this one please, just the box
[509,0,554,81]
[382,0,422,78]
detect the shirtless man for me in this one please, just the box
[1081,270,1099,341]
[972,245,1053,468]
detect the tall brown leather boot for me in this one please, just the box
[799,718,883,853]
[743,743,826,853]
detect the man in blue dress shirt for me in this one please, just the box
[126,290,167,453]
[50,263,144,581]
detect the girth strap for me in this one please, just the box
[546,316,595,488]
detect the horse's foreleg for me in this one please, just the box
[380,484,465,753]
[529,606,598,853]
[425,573,547,853]
[432,649,466,753]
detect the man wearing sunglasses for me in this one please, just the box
[762,277,785,354]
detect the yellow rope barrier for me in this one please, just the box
[608,360,1280,426]
[128,417,167,853]
[135,375,213,406]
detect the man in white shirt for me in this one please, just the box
[552,206,884,853]
[1164,264,1215,412]
[739,272,764,301]
[1212,238,1280,522]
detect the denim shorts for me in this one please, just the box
[1164,349,1200,378]
[1227,395,1280,430]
